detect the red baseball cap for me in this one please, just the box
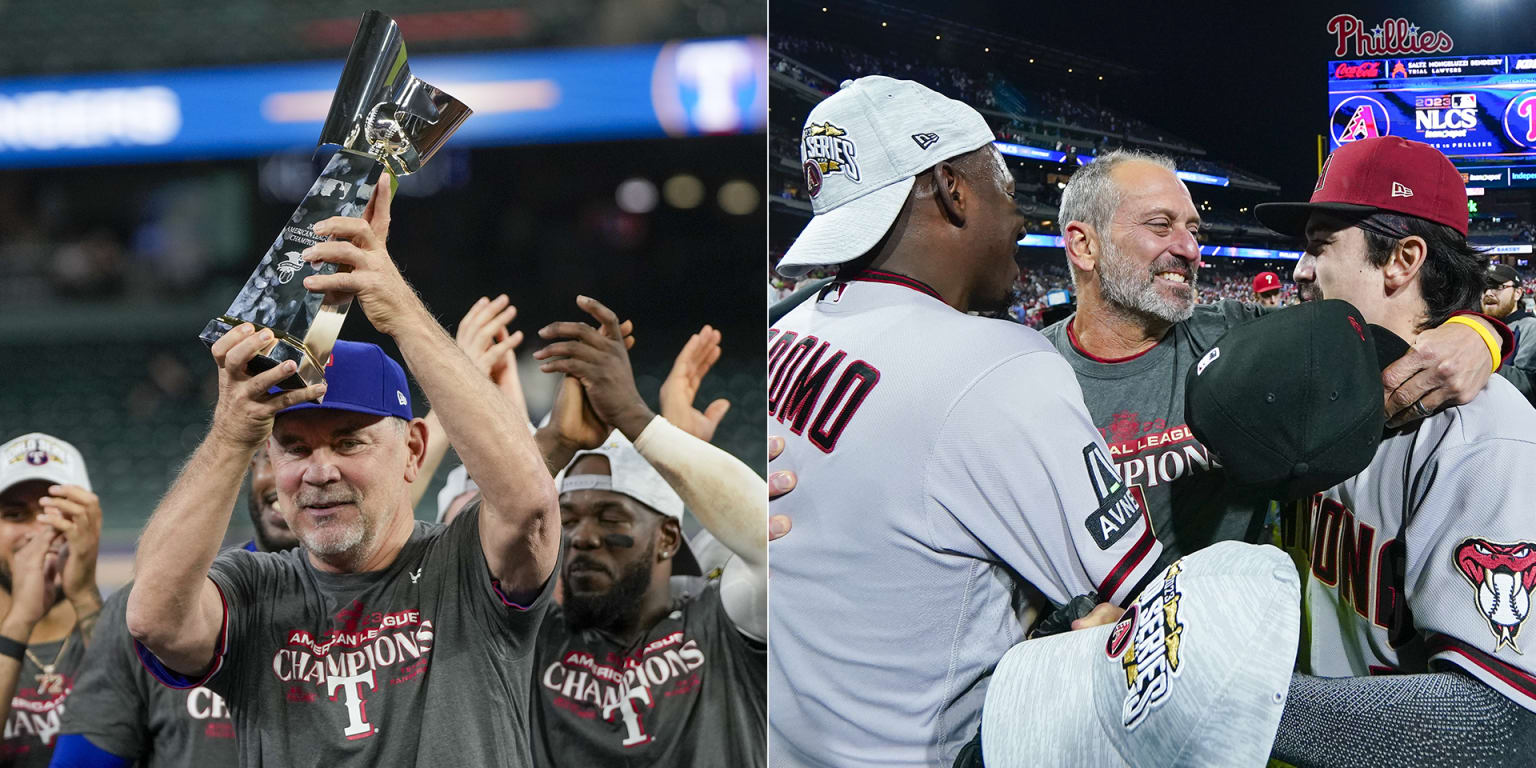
[1255,136,1468,238]
[1252,272,1281,295]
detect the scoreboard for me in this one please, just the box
[1327,54,1536,187]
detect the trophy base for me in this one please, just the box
[199,317,327,391]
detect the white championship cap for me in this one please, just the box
[776,75,998,278]
[0,433,92,494]
[559,430,701,577]
[981,541,1300,767]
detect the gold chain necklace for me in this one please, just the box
[25,633,70,696]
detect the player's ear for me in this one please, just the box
[1382,235,1427,293]
[657,517,682,564]
[932,162,966,228]
[1063,220,1098,273]
[402,417,428,483]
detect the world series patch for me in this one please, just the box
[1120,559,1186,730]
[802,122,859,187]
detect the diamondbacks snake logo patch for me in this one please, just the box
[1455,538,1536,653]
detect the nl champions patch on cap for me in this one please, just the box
[776,75,998,278]
[276,340,413,421]
[1255,135,1469,238]
[1185,299,1409,500]
[559,430,702,577]
[0,433,92,494]
[980,541,1300,768]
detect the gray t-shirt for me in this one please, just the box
[530,580,766,767]
[0,627,86,768]
[1041,300,1274,569]
[60,584,236,766]
[137,503,552,767]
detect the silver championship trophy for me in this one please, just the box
[200,10,471,389]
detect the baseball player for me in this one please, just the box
[0,433,103,768]
[528,299,765,766]
[772,149,1506,577]
[1253,136,1536,765]
[1253,270,1285,307]
[50,447,300,768]
[768,76,1161,768]
[125,180,559,767]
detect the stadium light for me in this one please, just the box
[881,21,887,26]
[1068,68,1073,73]
[935,35,942,40]
[985,47,990,52]
[1098,76,1104,81]
[1029,58,1035,63]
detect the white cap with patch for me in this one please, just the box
[559,430,701,577]
[981,541,1299,767]
[776,75,998,278]
[0,433,92,494]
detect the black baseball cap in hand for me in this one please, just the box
[1185,300,1409,500]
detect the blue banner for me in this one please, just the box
[1327,51,1536,160]
[0,37,766,169]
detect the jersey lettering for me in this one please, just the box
[1288,495,1416,650]
[767,332,881,454]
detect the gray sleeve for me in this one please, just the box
[439,503,554,655]
[58,589,143,758]
[925,352,1161,607]
[1271,671,1536,768]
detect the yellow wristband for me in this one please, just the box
[1443,315,1502,373]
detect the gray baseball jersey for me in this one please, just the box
[59,584,236,766]
[1,630,86,767]
[1279,376,1536,711]
[1041,300,1273,569]
[768,273,1162,768]
[135,503,552,767]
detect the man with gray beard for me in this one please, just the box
[1040,149,1511,569]
[126,180,558,767]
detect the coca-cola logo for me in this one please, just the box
[1333,61,1382,79]
[1328,15,1453,58]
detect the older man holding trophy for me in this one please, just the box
[124,11,561,767]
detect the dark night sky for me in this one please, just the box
[775,0,1534,200]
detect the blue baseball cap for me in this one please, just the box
[276,340,413,421]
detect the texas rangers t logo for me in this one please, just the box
[1454,538,1536,653]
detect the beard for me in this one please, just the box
[293,487,374,560]
[1297,281,1322,302]
[1098,240,1197,323]
[562,541,655,634]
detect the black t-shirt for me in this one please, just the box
[530,580,766,767]
[138,503,553,767]
[60,584,236,766]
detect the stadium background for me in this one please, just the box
[770,0,1536,326]
[0,0,766,585]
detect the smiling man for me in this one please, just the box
[1043,148,1508,571]
[125,182,558,767]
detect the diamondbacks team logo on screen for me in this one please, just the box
[802,122,859,190]
[1332,96,1391,145]
[1454,538,1536,653]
